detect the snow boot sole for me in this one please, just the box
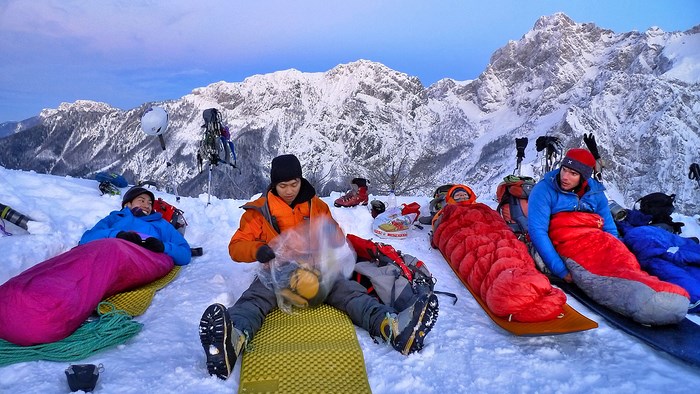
[199,303,235,380]
[394,293,439,355]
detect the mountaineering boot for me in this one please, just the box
[199,303,246,380]
[380,292,439,355]
[334,178,369,207]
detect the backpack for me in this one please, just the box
[197,108,227,171]
[347,234,436,312]
[635,192,684,234]
[202,108,222,128]
[428,184,454,216]
[418,184,454,225]
[95,172,128,188]
[496,175,535,236]
[153,198,188,236]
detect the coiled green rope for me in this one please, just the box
[0,302,142,367]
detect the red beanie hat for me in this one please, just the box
[561,148,596,179]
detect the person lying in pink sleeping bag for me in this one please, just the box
[0,186,191,346]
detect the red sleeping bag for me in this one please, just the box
[549,212,689,325]
[0,238,174,346]
[433,203,566,322]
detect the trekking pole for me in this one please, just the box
[690,163,700,189]
[514,137,528,176]
[167,161,180,202]
[156,139,180,202]
[207,162,213,205]
[583,133,603,181]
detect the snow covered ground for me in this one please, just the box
[1,166,699,394]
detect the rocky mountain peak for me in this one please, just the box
[1,14,698,215]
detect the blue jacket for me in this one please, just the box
[79,207,191,266]
[528,169,618,278]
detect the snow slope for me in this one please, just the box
[1,166,700,394]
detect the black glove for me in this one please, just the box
[255,245,276,263]
[515,137,528,159]
[583,133,601,160]
[131,207,146,217]
[143,237,165,253]
[116,231,142,245]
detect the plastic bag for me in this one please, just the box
[257,216,356,314]
[371,205,419,239]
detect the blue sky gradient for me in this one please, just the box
[0,0,697,122]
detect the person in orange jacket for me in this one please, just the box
[198,154,439,380]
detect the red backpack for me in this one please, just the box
[496,175,535,237]
[347,234,435,312]
[153,198,188,235]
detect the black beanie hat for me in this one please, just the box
[122,186,155,207]
[270,154,303,185]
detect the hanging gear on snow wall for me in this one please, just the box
[140,106,180,201]
[197,108,237,171]
[197,108,240,205]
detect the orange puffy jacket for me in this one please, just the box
[228,190,340,263]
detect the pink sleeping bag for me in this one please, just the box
[0,238,174,346]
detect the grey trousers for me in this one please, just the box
[228,276,393,340]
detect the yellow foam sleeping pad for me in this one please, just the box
[98,266,181,316]
[238,304,372,394]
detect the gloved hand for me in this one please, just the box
[143,237,165,253]
[116,231,142,245]
[583,133,601,160]
[131,207,146,217]
[255,245,276,263]
[322,220,345,247]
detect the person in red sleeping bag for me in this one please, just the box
[528,148,689,325]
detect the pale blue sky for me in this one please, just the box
[0,0,697,122]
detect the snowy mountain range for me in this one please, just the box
[1,13,698,214]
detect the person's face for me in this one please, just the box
[559,166,582,191]
[126,193,153,215]
[275,178,301,205]
[452,190,470,202]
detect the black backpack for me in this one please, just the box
[197,108,226,171]
[635,192,684,234]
